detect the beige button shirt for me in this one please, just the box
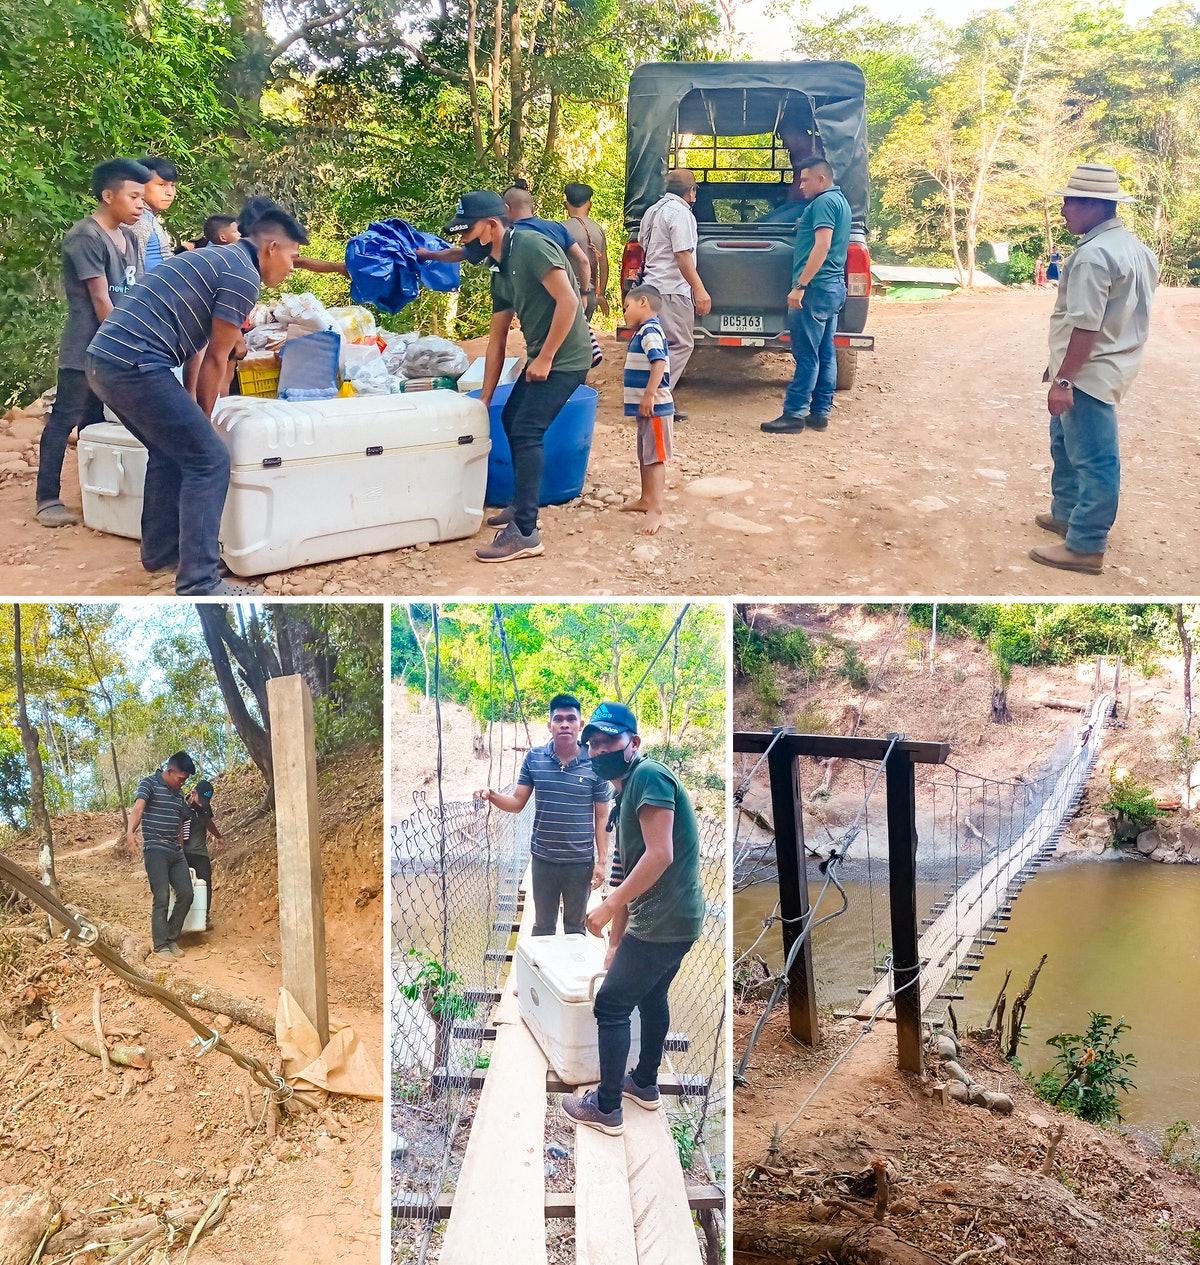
[1048,218,1158,405]
[638,193,698,297]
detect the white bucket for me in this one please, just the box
[167,868,208,934]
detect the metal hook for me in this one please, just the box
[191,1028,220,1056]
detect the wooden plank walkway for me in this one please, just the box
[858,693,1111,1021]
[435,865,710,1263]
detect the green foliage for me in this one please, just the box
[1003,246,1037,285]
[1100,766,1162,830]
[836,643,870,691]
[1032,1012,1137,1124]
[670,1118,698,1169]
[399,948,477,1022]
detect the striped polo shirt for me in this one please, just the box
[623,316,673,417]
[88,239,262,370]
[135,771,186,852]
[518,741,613,864]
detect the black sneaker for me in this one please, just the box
[806,413,830,431]
[475,522,544,563]
[760,414,808,434]
[621,1074,662,1111]
[561,1089,624,1135]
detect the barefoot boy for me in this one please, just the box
[620,284,674,535]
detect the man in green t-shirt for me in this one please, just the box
[442,190,593,564]
[561,702,705,1137]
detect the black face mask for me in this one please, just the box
[589,742,638,783]
[461,238,492,265]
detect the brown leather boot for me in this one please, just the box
[1028,542,1104,575]
[1034,512,1068,537]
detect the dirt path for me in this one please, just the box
[0,749,384,1263]
[3,288,1197,597]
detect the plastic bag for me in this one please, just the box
[345,219,461,313]
[278,328,341,398]
[327,305,378,341]
[244,322,288,354]
[347,359,404,396]
[273,292,336,333]
[402,335,469,380]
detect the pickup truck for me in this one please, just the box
[619,60,873,389]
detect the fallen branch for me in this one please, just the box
[734,1217,951,1264]
[1041,1122,1066,1175]
[92,986,112,1076]
[1005,954,1047,1060]
[872,1157,890,1223]
[61,1030,150,1069]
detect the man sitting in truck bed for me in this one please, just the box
[758,120,821,224]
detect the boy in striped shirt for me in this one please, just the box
[620,284,673,535]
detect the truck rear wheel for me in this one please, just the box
[835,348,857,391]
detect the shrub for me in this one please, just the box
[1100,766,1162,828]
[1032,1012,1137,1123]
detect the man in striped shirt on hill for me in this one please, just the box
[85,201,308,596]
[619,283,674,535]
[475,694,613,936]
[125,752,195,961]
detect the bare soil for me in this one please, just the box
[3,287,1199,598]
[0,745,384,1263]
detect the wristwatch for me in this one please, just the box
[1055,377,1073,389]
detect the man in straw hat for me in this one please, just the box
[1030,162,1157,575]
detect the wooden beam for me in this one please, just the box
[734,731,949,764]
[438,1018,549,1263]
[576,1124,637,1264]
[432,1067,709,1096]
[884,735,922,1075]
[267,675,328,1044]
[624,1103,704,1264]
[394,1184,725,1221]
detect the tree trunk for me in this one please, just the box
[490,0,504,160]
[12,606,57,896]
[197,605,275,806]
[544,91,561,158]
[1177,604,1193,736]
[466,0,485,157]
[75,615,129,831]
[991,687,1012,724]
[734,1218,948,1264]
[507,0,525,173]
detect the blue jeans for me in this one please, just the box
[594,933,693,1114]
[783,279,846,418]
[36,367,105,504]
[143,847,193,951]
[1049,387,1120,553]
[86,356,232,594]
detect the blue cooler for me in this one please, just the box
[472,382,598,507]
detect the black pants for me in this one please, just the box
[185,852,212,923]
[86,356,231,594]
[143,847,193,951]
[36,367,105,504]
[594,933,693,1113]
[501,367,588,536]
[530,856,593,936]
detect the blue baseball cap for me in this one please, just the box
[581,702,638,743]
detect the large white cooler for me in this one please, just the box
[166,867,208,934]
[77,421,150,539]
[515,934,640,1085]
[210,391,490,575]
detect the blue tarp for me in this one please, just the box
[345,219,461,313]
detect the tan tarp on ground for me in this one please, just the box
[276,989,384,1100]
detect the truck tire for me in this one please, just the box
[835,348,857,391]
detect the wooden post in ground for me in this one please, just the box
[885,734,922,1074]
[767,727,819,1047]
[267,674,329,1045]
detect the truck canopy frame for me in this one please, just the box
[624,60,869,232]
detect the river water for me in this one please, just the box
[735,856,1200,1134]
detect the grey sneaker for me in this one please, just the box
[561,1089,624,1136]
[622,1074,662,1111]
[475,522,544,564]
[36,501,79,527]
[151,948,175,962]
[167,942,186,959]
[486,505,516,527]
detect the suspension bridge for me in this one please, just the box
[733,661,1119,1076]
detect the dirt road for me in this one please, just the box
[2,287,1197,597]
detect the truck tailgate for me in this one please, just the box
[695,227,791,337]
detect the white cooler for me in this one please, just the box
[77,421,149,539]
[211,391,490,575]
[515,934,640,1085]
[166,868,208,934]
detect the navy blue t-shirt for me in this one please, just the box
[513,217,574,253]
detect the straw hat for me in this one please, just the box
[1050,163,1135,202]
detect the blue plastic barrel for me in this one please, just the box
[472,382,599,507]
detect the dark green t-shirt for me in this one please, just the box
[491,230,593,372]
[616,758,704,943]
[792,185,851,288]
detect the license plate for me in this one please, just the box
[719,314,764,333]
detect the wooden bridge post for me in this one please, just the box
[885,734,922,1074]
[268,674,329,1045]
[767,727,820,1046]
